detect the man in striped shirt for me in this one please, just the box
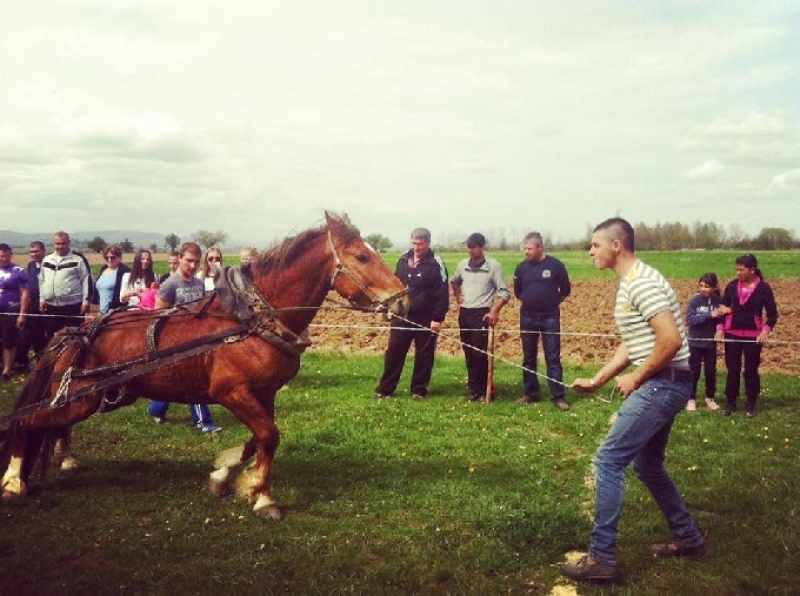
[560,217,705,582]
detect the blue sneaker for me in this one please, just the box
[196,423,222,434]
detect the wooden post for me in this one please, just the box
[485,325,496,403]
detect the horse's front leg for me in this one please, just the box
[239,437,281,519]
[208,437,257,498]
[216,391,282,519]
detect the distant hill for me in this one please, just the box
[1,229,248,252]
[1,229,174,251]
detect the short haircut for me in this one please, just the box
[0,243,11,253]
[169,251,180,258]
[53,231,70,241]
[593,217,635,252]
[104,244,122,258]
[30,240,46,251]
[179,241,202,257]
[410,227,431,243]
[523,232,543,246]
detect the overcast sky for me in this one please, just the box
[1,1,798,249]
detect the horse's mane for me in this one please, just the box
[251,214,361,275]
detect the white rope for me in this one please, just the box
[305,319,798,345]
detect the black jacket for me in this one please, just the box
[395,250,449,323]
[720,278,778,333]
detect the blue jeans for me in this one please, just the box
[520,312,564,401]
[148,401,215,426]
[590,378,703,565]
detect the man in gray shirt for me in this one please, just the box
[149,241,221,433]
[450,233,511,401]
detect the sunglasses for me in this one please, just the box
[105,255,119,261]
[207,256,221,262]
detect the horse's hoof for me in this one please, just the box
[2,482,28,499]
[254,504,282,520]
[207,477,231,498]
[60,456,81,471]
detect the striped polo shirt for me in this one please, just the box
[615,260,690,367]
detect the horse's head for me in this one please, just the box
[325,212,410,318]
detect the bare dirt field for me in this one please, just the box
[310,280,800,376]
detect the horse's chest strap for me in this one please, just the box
[146,311,172,352]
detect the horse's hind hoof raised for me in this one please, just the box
[254,504,282,520]
[207,477,231,498]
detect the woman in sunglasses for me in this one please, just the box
[199,247,223,292]
[92,244,130,314]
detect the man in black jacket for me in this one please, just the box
[374,227,449,399]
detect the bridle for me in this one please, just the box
[327,230,408,313]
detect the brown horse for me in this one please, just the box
[0,212,409,518]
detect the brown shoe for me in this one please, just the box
[517,395,540,404]
[649,539,706,559]
[560,554,616,582]
[553,399,570,411]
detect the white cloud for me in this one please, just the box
[686,159,724,180]
[0,2,798,244]
[765,169,800,192]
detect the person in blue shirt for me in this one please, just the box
[685,272,723,411]
[513,232,571,410]
[0,243,30,380]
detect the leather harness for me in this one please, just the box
[0,265,310,426]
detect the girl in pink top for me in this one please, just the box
[714,254,778,418]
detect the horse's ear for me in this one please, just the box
[325,211,351,228]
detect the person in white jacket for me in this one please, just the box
[39,231,92,341]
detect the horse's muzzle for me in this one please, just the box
[384,294,410,320]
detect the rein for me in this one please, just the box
[0,324,250,426]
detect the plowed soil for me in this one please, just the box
[310,280,800,376]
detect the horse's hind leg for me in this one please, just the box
[1,428,31,498]
[52,427,80,471]
[2,398,101,499]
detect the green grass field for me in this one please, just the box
[99,249,797,282]
[0,353,797,595]
[387,249,798,281]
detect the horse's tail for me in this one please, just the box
[13,357,57,409]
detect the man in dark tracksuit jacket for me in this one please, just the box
[375,227,449,399]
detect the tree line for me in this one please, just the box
[46,221,800,255]
[80,229,229,254]
[429,222,797,252]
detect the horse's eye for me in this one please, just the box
[356,254,370,264]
